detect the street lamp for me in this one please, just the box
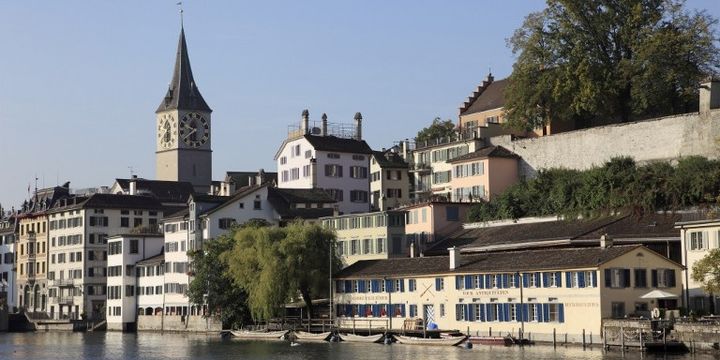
[516,272,525,341]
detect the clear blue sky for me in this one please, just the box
[0,1,718,208]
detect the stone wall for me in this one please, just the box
[673,322,720,350]
[136,314,222,332]
[487,110,720,178]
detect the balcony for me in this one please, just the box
[409,163,431,173]
[57,296,74,305]
[51,279,75,287]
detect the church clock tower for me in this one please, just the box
[156,26,212,193]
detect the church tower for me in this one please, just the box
[155,26,212,193]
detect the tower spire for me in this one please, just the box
[156,22,211,113]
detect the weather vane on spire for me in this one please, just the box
[177,2,184,26]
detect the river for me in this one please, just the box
[0,332,712,360]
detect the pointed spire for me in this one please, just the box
[156,26,212,113]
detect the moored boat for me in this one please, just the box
[394,334,467,346]
[338,333,384,343]
[468,335,514,346]
[230,330,288,340]
[293,331,332,341]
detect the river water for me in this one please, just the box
[0,332,712,360]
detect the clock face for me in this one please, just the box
[157,114,176,149]
[179,112,209,148]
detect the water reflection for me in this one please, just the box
[0,333,713,360]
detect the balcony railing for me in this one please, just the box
[57,296,74,305]
[51,279,75,287]
[409,163,431,172]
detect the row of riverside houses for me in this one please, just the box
[2,22,720,337]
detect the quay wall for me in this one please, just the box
[135,314,221,332]
[487,110,720,178]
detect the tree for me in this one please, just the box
[691,249,720,294]
[415,117,457,144]
[505,0,720,130]
[223,221,341,321]
[187,233,252,329]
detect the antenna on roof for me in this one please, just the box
[128,166,135,177]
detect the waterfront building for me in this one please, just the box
[0,214,17,309]
[370,149,410,211]
[46,194,164,320]
[105,233,164,331]
[16,184,71,314]
[674,217,720,313]
[402,201,475,253]
[321,210,407,267]
[275,110,372,214]
[154,25,213,194]
[333,244,682,342]
[446,146,518,202]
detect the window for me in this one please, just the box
[350,240,359,255]
[634,269,647,288]
[305,150,312,159]
[435,277,445,291]
[432,170,451,184]
[302,165,311,178]
[386,188,402,198]
[605,268,631,288]
[129,239,139,254]
[280,156,287,165]
[120,218,129,228]
[108,241,122,255]
[352,154,365,161]
[253,199,262,210]
[611,302,626,318]
[218,218,236,230]
[324,164,343,177]
[689,231,707,250]
[327,153,340,159]
[350,166,368,179]
[363,239,372,254]
[350,190,368,203]
[408,279,416,291]
[376,238,385,254]
[326,189,343,201]
[653,269,676,288]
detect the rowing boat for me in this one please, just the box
[394,335,467,346]
[230,330,288,340]
[467,335,514,346]
[293,331,331,341]
[338,333,384,343]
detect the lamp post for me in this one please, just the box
[383,276,392,330]
[329,241,334,329]
[517,272,525,341]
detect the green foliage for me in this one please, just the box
[505,0,720,130]
[691,248,720,294]
[223,221,341,321]
[187,234,252,329]
[415,117,457,144]
[468,156,720,222]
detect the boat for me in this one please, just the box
[394,334,467,346]
[293,331,332,341]
[468,335,514,346]
[338,333,385,343]
[230,330,288,340]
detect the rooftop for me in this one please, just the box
[460,76,508,116]
[446,145,518,163]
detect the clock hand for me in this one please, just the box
[183,128,197,139]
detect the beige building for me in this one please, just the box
[370,150,410,211]
[447,146,519,202]
[321,211,407,267]
[675,218,720,313]
[334,244,682,342]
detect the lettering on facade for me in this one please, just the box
[564,302,599,308]
[462,290,510,296]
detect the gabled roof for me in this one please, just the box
[447,146,518,164]
[303,134,373,154]
[336,245,644,278]
[460,78,508,116]
[156,27,211,113]
[200,184,268,217]
[267,187,336,220]
[113,178,195,204]
[371,150,409,169]
[224,171,278,188]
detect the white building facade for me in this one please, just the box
[0,217,17,309]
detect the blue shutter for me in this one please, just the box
[358,280,365,293]
[565,272,572,288]
[400,304,406,317]
[360,305,366,317]
[371,280,378,293]
[558,304,565,323]
[502,274,509,289]
[385,279,394,292]
[651,270,658,287]
[479,274,485,289]
[464,275,473,289]
[534,272,541,287]
[578,272,586,288]
[345,305,352,316]
[542,273,549,287]
[668,269,677,287]
[514,273,521,288]
[604,269,612,287]
[344,280,352,293]
[522,273,529,288]
[503,304,510,322]
[435,278,442,291]
[591,271,598,287]
[522,304,529,322]
[485,274,492,288]
[336,280,344,293]
[623,269,631,288]
[542,304,550,322]
[555,272,562,287]
[399,279,405,292]
[455,275,462,289]
[479,303,486,321]
[468,304,475,321]
[486,304,493,321]
[455,304,462,321]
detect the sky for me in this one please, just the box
[0,1,719,208]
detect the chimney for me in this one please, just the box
[354,112,363,140]
[256,169,266,185]
[409,242,415,258]
[448,246,460,270]
[301,109,310,134]
[129,175,138,196]
[310,158,317,188]
[700,77,720,116]
[321,113,328,136]
[600,234,613,249]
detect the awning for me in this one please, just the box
[640,290,678,299]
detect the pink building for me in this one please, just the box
[447,146,519,202]
[403,201,475,254]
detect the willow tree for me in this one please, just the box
[505,0,719,130]
[691,249,720,295]
[224,221,340,321]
